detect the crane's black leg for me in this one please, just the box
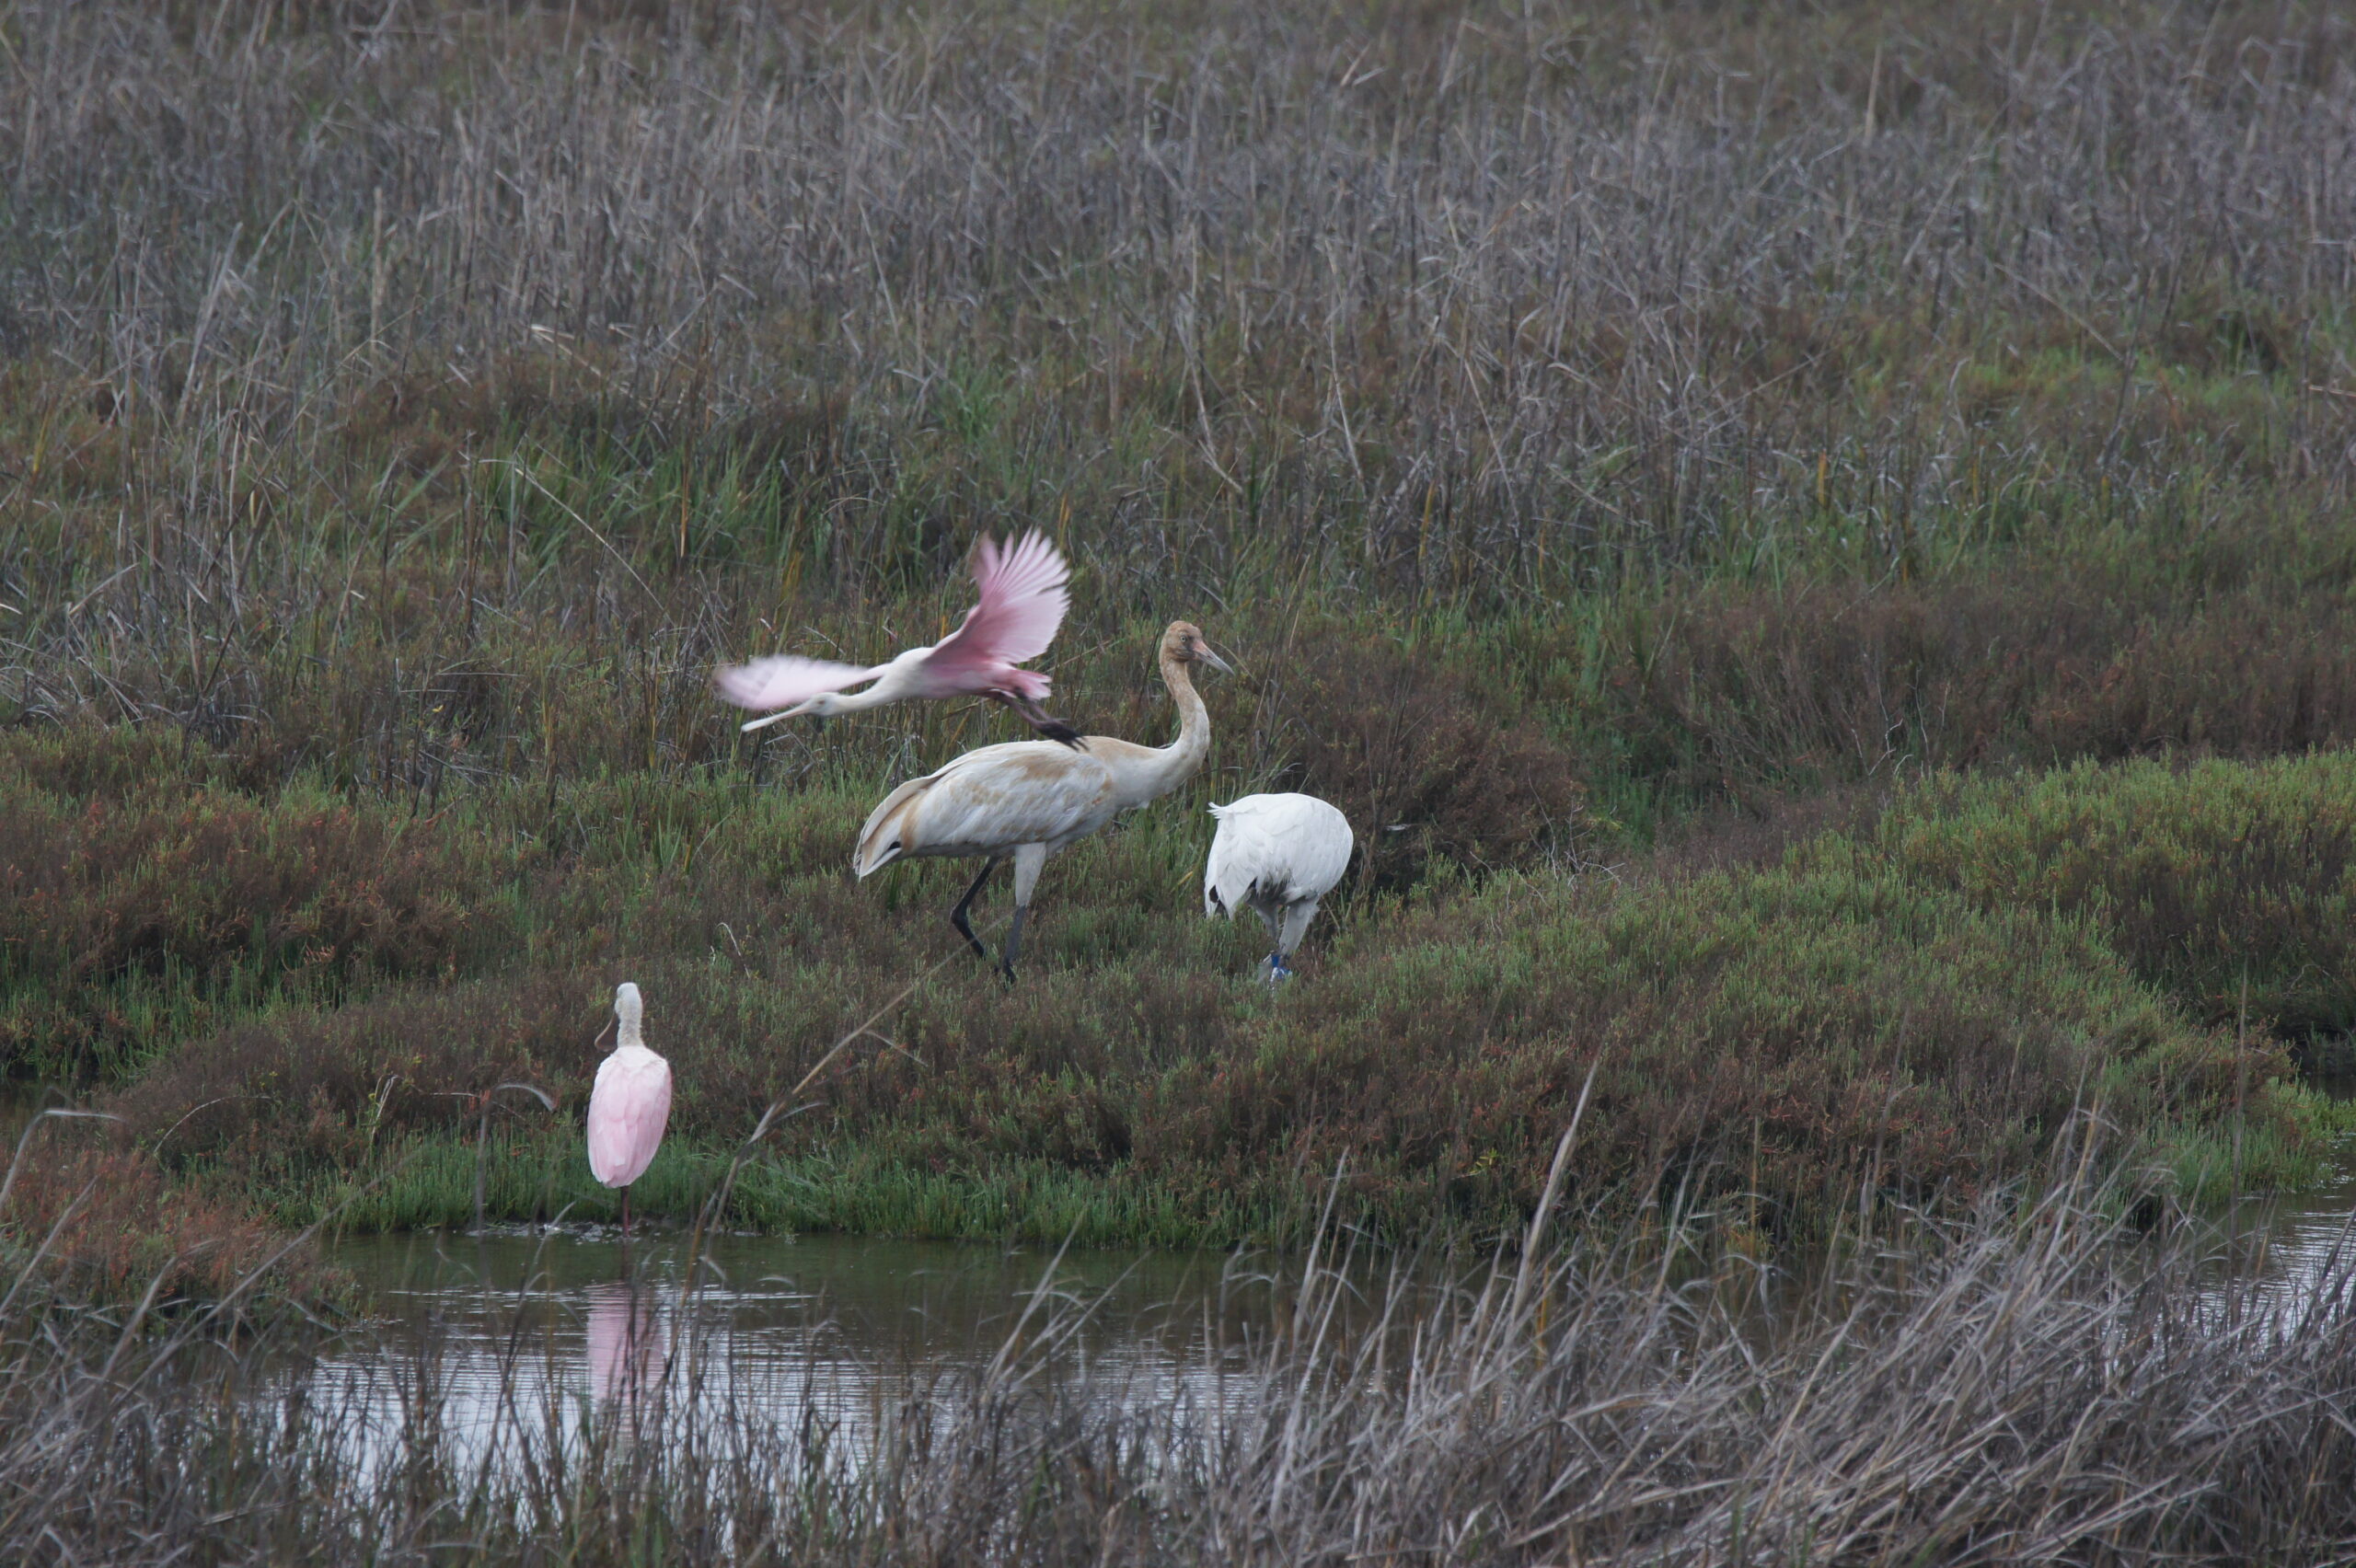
[999,903,1028,983]
[949,859,997,961]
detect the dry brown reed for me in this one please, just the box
[6,0,2356,749]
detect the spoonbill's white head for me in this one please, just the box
[613,982,644,1045]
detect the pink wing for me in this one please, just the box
[924,531,1070,679]
[585,1051,672,1188]
[712,654,879,712]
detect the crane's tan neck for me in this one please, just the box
[1099,651,1209,809]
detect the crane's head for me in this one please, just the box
[1161,621,1234,674]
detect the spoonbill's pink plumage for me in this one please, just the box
[715,531,1079,741]
[586,982,671,1233]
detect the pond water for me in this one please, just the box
[328,1225,1291,1401]
[310,1225,1336,1469]
[2211,1172,2356,1312]
[312,1166,2356,1462]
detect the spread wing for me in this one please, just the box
[712,654,879,712]
[924,531,1070,678]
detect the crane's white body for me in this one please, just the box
[1204,792,1353,978]
[854,622,1229,978]
[585,983,672,1225]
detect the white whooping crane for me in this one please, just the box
[1204,792,1353,980]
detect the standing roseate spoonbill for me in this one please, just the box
[1204,793,1354,980]
[854,622,1232,980]
[714,530,1080,744]
[585,982,671,1236]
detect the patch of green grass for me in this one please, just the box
[85,754,2335,1252]
[297,1126,1305,1251]
[1880,755,2356,1041]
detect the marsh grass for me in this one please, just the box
[17,752,2319,1258]
[7,0,2356,797]
[6,1167,2356,1564]
[1882,755,2356,1040]
[7,0,2356,1255]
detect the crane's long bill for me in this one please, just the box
[739,710,796,732]
[1198,644,1236,674]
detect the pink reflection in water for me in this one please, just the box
[585,1282,665,1408]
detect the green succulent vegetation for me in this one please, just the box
[5,731,2346,1259]
[1879,755,2356,1044]
[6,0,2356,1277]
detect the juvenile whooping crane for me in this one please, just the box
[1203,792,1354,980]
[715,530,1080,743]
[584,982,672,1235]
[853,621,1231,980]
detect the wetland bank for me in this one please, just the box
[8,0,2356,1558]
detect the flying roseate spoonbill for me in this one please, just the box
[854,621,1232,979]
[714,530,1080,744]
[1204,793,1354,981]
[585,982,672,1235]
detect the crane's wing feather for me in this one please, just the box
[860,743,1115,873]
[1205,794,1354,915]
[917,745,1114,847]
[925,531,1070,677]
[712,654,879,711]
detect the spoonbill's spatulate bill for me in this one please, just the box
[854,621,1232,981]
[715,530,1080,743]
[1204,792,1354,979]
[585,981,671,1235]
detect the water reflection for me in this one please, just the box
[314,1227,1298,1471]
[583,1280,664,1409]
[333,1226,1292,1363]
[2210,1174,2356,1320]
